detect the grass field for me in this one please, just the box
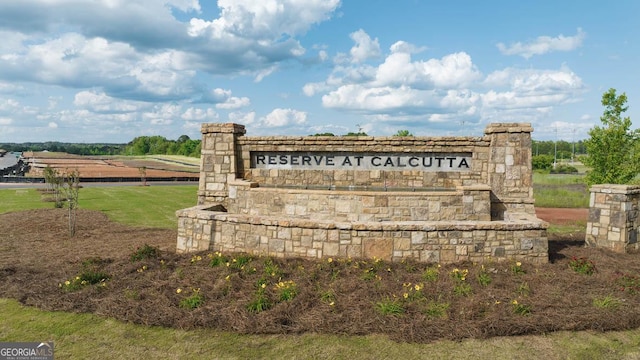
[533,172,590,208]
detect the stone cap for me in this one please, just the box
[201,123,246,135]
[589,184,640,194]
[484,123,533,134]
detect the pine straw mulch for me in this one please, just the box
[1,208,640,343]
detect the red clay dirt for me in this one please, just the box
[535,207,588,225]
[3,207,640,343]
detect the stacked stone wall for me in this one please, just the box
[586,184,640,252]
[226,182,491,222]
[177,205,548,264]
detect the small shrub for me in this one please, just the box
[615,272,640,294]
[275,280,298,302]
[516,282,531,297]
[511,300,531,316]
[449,268,469,282]
[130,244,160,262]
[60,270,110,292]
[208,251,229,267]
[422,265,440,282]
[453,282,473,297]
[231,254,253,269]
[424,300,450,319]
[375,297,404,316]
[511,261,525,275]
[402,283,425,301]
[593,295,621,309]
[477,266,492,287]
[569,257,597,275]
[320,289,336,306]
[264,259,282,278]
[247,284,271,313]
[179,288,204,310]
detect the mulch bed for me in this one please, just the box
[1,208,640,343]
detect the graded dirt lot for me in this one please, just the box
[2,207,640,343]
[22,152,199,179]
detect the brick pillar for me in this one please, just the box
[586,185,640,253]
[484,123,535,219]
[198,123,246,205]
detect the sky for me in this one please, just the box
[0,0,638,144]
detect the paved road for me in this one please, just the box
[0,181,198,189]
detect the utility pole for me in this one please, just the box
[553,126,558,169]
[571,128,576,164]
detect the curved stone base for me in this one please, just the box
[177,205,549,264]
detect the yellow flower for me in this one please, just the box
[414,284,422,291]
[495,300,501,305]
[75,276,80,280]
[403,282,412,288]
[261,283,267,289]
[176,288,182,294]
[225,275,230,281]
[516,262,522,267]
[329,301,335,306]
[64,280,71,286]
[327,257,333,263]
[512,299,518,305]
[143,265,147,270]
[403,293,409,299]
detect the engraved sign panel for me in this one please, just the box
[250,152,472,171]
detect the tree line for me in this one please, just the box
[1,135,201,158]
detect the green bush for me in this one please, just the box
[550,165,579,174]
[532,155,554,170]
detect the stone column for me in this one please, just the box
[586,184,640,253]
[484,123,535,219]
[198,123,246,205]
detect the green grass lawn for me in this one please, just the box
[2,297,640,360]
[0,185,198,229]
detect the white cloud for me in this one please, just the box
[74,91,146,113]
[375,51,481,89]
[497,28,586,59]
[0,117,12,125]
[205,88,251,109]
[48,122,58,128]
[181,107,218,121]
[349,29,381,63]
[307,31,585,130]
[262,108,307,127]
[229,111,256,125]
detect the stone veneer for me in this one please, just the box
[586,184,640,253]
[177,122,548,264]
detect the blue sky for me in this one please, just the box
[0,0,638,143]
